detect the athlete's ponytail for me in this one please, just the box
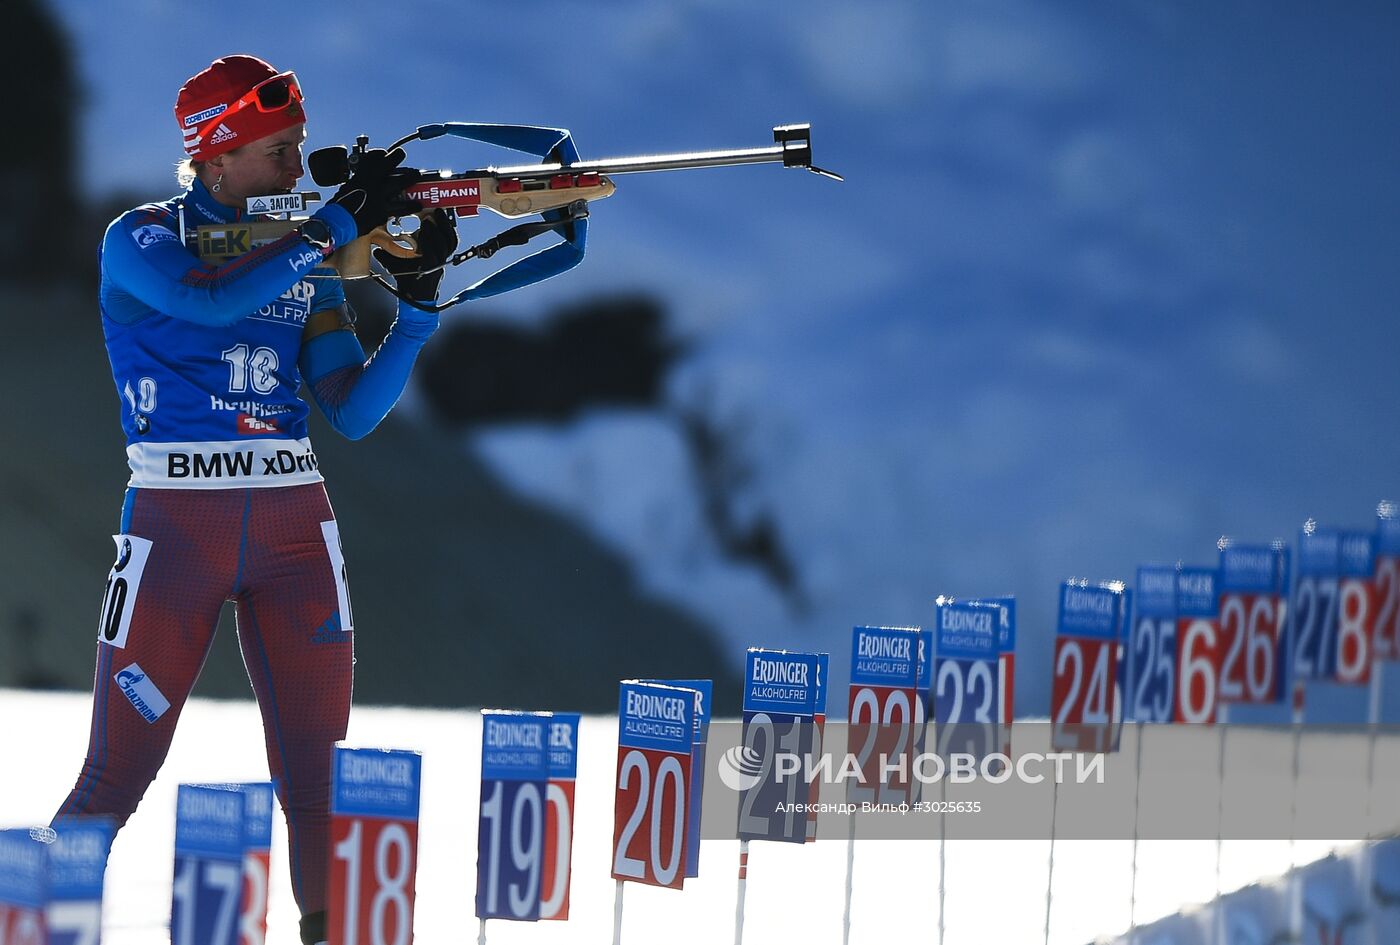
[174,157,203,188]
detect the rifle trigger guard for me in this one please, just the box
[368,228,419,260]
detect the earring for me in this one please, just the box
[212,173,223,193]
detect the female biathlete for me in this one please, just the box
[54,54,454,945]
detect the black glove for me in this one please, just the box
[374,209,459,301]
[327,147,420,238]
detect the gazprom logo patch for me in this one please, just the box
[114,662,171,723]
[184,104,228,128]
[131,224,178,249]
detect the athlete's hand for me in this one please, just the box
[375,209,458,302]
[327,148,421,238]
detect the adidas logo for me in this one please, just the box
[310,613,348,644]
[209,123,238,146]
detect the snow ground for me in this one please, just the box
[1,690,1357,945]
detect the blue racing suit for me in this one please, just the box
[56,178,439,920]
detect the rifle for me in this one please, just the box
[185,123,840,312]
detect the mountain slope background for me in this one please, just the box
[11,0,1400,713]
[0,286,738,710]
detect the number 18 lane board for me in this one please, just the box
[327,747,422,945]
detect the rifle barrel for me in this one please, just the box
[471,144,797,180]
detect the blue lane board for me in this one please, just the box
[644,679,713,743]
[743,649,824,717]
[1293,528,1341,682]
[1221,546,1277,593]
[1130,565,1179,723]
[1298,528,1340,576]
[1273,546,1293,702]
[1056,582,1121,639]
[1136,566,1177,618]
[850,627,919,688]
[1177,568,1220,619]
[645,680,712,880]
[0,829,46,910]
[935,602,999,662]
[1380,515,1400,555]
[1339,531,1376,578]
[331,747,422,820]
[617,681,694,754]
[481,712,551,782]
[233,783,274,849]
[48,818,115,901]
[1276,546,1292,595]
[548,712,581,781]
[974,597,1016,655]
[174,784,245,861]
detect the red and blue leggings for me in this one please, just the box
[56,482,354,917]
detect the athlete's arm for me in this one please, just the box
[299,298,439,441]
[100,203,358,327]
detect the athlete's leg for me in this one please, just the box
[234,482,354,920]
[55,488,242,827]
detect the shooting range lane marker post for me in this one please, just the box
[611,681,699,942]
[1044,777,1060,945]
[1213,702,1230,945]
[612,879,624,945]
[734,840,749,945]
[733,648,827,940]
[1362,661,1385,945]
[931,599,1003,945]
[842,815,855,945]
[1045,580,1121,945]
[1127,722,1145,945]
[1372,505,1400,945]
[1289,684,1305,939]
[1284,527,1312,943]
[938,775,948,945]
[843,625,921,945]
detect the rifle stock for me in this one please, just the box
[190,219,423,279]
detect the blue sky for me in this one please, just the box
[50,0,1400,711]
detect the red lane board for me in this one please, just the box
[327,816,419,945]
